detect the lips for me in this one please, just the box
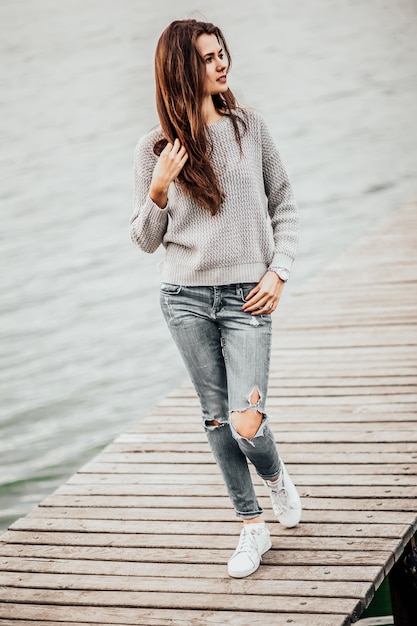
[217,75,227,83]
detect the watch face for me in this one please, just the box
[278,269,290,281]
[268,267,290,281]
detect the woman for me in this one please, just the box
[130,19,301,579]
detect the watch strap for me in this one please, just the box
[267,266,290,282]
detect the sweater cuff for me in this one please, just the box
[145,194,170,216]
[270,252,294,274]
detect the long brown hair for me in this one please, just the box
[154,19,245,215]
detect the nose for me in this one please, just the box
[217,60,227,73]
[216,56,227,72]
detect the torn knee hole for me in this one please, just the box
[206,419,222,427]
[249,386,261,406]
[230,408,263,439]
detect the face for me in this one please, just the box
[195,33,228,96]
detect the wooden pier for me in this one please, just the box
[1,200,416,625]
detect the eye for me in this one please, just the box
[219,52,224,60]
[205,56,213,64]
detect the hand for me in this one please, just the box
[242,271,285,315]
[150,139,188,208]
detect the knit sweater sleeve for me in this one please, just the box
[259,115,299,271]
[129,131,169,253]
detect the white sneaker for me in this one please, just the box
[228,523,272,578]
[265,460,302,528]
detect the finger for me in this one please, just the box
[179,153,189,168]
[170,144,187,163]
[162,139,180,157]
[171,138,184,155]
[243,293,270,311]
[176,150,188,166]
[244,287,270,304]
[241,289,261,310]
[161,142,173,156]
[251,301,277,316]
[246,285,260,300]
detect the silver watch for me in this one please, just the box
[267,266,290,282]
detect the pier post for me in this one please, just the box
[389,537,417,626]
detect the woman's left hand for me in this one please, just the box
[242,271,285,315]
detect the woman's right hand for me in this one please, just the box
[149,139,188,208]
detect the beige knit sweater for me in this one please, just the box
[130,109,299,286]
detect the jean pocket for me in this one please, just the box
[160,283,182,295]
[238,282,258,303]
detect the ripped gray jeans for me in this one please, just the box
[160,282,281,519]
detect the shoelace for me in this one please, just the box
[269,480,290,511]
[236,529,261,556]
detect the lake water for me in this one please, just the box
[1,0,416,536]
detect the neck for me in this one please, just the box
[201,96,222,125]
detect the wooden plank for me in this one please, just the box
[270,376,417,386]
[106,440,417,452]
[122,421,417,435]
[226,333,415,348]
[167,385,417,397]
[0,557,384,584]
[47,483,417,498]
[23,505,416,525]
[90,444,417,466]
[93,442,417,455]
[0,530,405,556]
[109,421,417,436]
[64,472,417,488]
[96,450,417,464]
[161,392,417,405]
[0,543,397,567]
[0,571,373,604]
[36,494,417,512]
[77,462,417,475]
[146,409,417,422]
[93,447,392,462]
[7,518,412,539]
[278,316,416,328]
[268,343,416,355]
[125,421,417,434]
[0,587,363,619]
[0,605,352,626]
[67,464,415,486]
